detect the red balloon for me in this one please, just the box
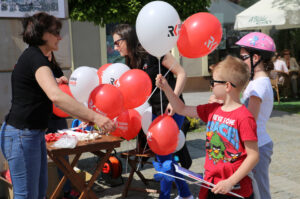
[177,12,222,58]
[124,109,142,140]
[53,84,73,118]
[147,114,179,155]
[88,84,124,119]
[97,63,111,84]
[111,109,141,140]
[117,69,152,109]
[110,109,130,137]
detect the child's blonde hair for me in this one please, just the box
[213,55,250,90]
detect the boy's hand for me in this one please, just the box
[211,179,234,195]
[155,74,168,90]
[208,94,224,104]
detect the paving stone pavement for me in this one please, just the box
[77,92,300,199]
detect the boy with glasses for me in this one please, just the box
[156,55,259,199]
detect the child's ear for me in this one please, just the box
[225,82,231,92]
[253,54,261,62]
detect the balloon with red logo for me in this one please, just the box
[136,1,181,58]
[117,69,152,109]
[177,12,222,58]
[97,63,111,84]
[110,109,129,137]
[146,114,179,155]
[53,84,73,118]
[88,84,124,119]
[102,63,130,85]
[120,109,141,141]
[69,66,99,103]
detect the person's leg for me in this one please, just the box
[175,117,192,169]
[38,132,48,199]
[0,123,45,199]
[253,141,273,199]
[291,75,298,98]
[173,163,192,198]
[156,154,174,199]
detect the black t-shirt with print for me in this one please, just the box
[6,46,54,129]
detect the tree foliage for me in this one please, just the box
[68,0,211,26]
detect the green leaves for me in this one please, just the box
[68,0,210,26]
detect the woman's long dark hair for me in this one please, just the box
[112,24,147,69]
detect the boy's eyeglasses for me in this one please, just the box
[240,54,250,61]
[114,38,125,47]
[210,79,236,88]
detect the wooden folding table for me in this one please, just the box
[46,133,123,199]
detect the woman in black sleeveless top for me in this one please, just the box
[112,24,193,199]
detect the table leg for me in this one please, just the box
[130,157,148,185]
[48,153,96,199]
[79,147,115,199]
[50,153,81,199]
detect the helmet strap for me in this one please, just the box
[249,53,262,80]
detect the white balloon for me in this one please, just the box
[175,130,185,152]
[136,1,181,58]
[102,63,130,85]
[141,106,152,134]
[135,101,150,116]
[69,66,99,103]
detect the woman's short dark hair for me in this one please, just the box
[22,12,62,46]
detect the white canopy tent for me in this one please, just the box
[234,0,300,30]
[208,0,245,24]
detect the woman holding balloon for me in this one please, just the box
[0,12,115,199]
[112,24,193,199]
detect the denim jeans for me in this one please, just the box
[153,114,191,199]
[0,122,47,199]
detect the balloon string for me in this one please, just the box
[145,61,175,104]
[157,172,244,199]
[158,57,163,116]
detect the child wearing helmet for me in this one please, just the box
[236,32,275,199]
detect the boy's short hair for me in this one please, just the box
[213,55,250,90]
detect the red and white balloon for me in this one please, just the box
[147,115,179,155]
[88,84,124,119]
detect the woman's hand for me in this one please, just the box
[56,76,68,84]
[211,179,234,195]
[94,114,116,133]
[165,103,175,116]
